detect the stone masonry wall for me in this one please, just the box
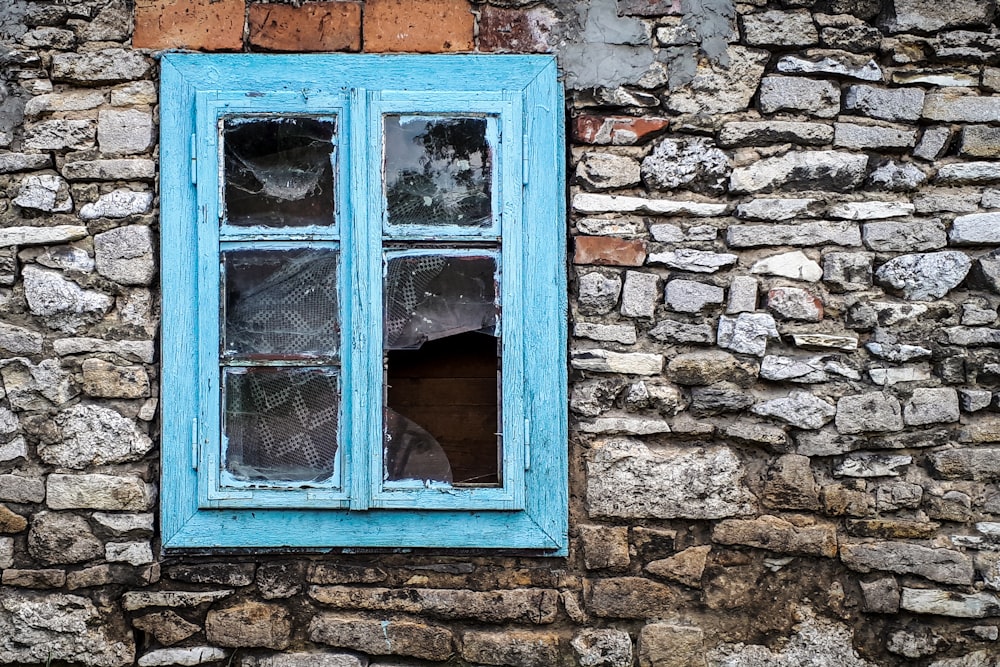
[1,0,1000,665]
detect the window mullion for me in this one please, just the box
[348,87,378,511]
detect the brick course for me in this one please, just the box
[133,0,245,51]
[362,0,474,53]
[248,2,362,52]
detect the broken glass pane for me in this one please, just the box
[385,332,501,486]
[224,367,339,484]
[384,254,497,350]
[223,116,336,228]
[223,248,339,360]
[383,407,453,483]
[384,115,492,228]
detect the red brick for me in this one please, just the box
[364,0,474,53]
[249,2,361,52]
[478,5,555,53]
[133,0,245,51]
[574,236,646,267]
[574,115,670,146]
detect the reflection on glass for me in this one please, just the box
[383,407,453,483]
[384,254,497,350]
[223,116,336,228]
[384,116,492,228]
[223,249,339,359]
[224,367,339,483]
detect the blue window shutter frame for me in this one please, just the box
[159,54,567,553]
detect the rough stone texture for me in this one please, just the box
[650,248,737,273]
[589,577,676,619]
[309,615,452,661]
[875,251,972,300]
[844,85,925,121]
[664,46,770,115]
[717,313,779,356]
[753,392,836,430]
[836,393,904,434]
[742,10,817,47]
[0,591,135,666]
[206,601,291,649]
[776,50,881,81]
[309,586,558,624]
[665,279,724,313]
[79,190,154,221]
[905,387,960,426]
[645,545,710,588]
[14,173,72,212]
[51,49,150,84]
[834,123,917,150]
[461,630,558,667]
[571,629,634,667]
[22,265,113,332]
[901,588,1000,618]
[27,511,103,565]
[46,474,155,511]
[713,515,837,557]
[587,439,756,519]
[637,623,706,667]
[581,524,631,570]
[863,220,946,252]
[641,137,730,194]
[727,221,861,248]
[887,0,995,32]
[730,151,868,193]
[621,271,659,318]
[951,213,1000,245]
[578,152,641,190]
[94,225,155,285]
[752,251,822,282]
[841,542,974,585]
[758,76,839,118]
[41,405,152,468]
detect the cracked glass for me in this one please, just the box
[222,116,336,228]
[384,116,492,228]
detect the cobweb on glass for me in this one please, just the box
[223,116,337,228]
[383,407,453,483]
[384,116,492,228]
[384,254,497,350]
[224,249,339,359]
[224,367,339,484]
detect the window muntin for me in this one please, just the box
[161,54,566,551]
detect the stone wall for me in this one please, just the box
[1,0,1000,665]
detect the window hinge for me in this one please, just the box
[524,418,531,470]
[190,134,197,185]
[191,417,199,470]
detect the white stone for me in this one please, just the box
[777,51,882,81]
[62,158,156,181]
[828,202,915,220]
[742,10,818,47]
[752,391,837,430]
[138,647,228,667]
[730,151,869,194]
[863,220,947,252]
[648,223,683,242]
[52,338,155,363]
[79,190,153,220]
[727,276,758,314]
[900,588,1000,618]
[0,437,27,463]
[572,193,727,217]
[578,416,672,435]
[751,251,822,282]
[664,46,770,115]
[93,512,155,535]
[0,538,12,569]
[22,265,113,332]
[924,95,1000,123]
[571,349,663,375]
[41,404,153,469]
[0,225,87,248]
[937,162,1000,184]
[728,221,862,248]
[836,393,904,434]
[46,473,155,511]
[665,279,724,313]
[870,363,930,384]
[905,388,961,425]
[648,248,737,273]
[586,438,756,519]
[834,123,917,150]
[951,213,1000,244]
[736,198,819,221]
[13,174,72,212]
[844,85,925,122]
[620,271,659,318]
[577,217,644,237]
[574,322,637,345]
[875,251,972,300]
[717,313,779,356]
[123,590,233,611]
[106,541,154,566]
[98,108,154,155]
[0,322,44,354]
[94,225,155,285]
[835,454,912,478]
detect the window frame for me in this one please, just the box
[159,54,567,553]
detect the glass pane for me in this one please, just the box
[223,116,336,228]
[223,367,339,484]
[384,254,497,350]
[223,248,339,360]
[383,253,500,487]
[384,115,492,228]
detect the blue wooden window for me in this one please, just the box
[160,54,566,552]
